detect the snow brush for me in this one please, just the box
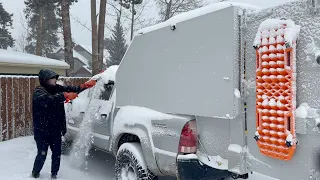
[64,77,101,104]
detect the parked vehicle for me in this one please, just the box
[64,1,320,180]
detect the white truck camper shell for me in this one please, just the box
[116,0,320,179]
[117,2,257,118]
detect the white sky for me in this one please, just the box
[1,0,296,48]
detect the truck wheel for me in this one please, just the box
[115,143,157,180]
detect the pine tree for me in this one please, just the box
[104,16,128,66]
[24,0,60,58]
[0,3,14,49]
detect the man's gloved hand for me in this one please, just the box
[61,129,66,137]
[80,80,96,89]
[61,136,66,142]
[64,92,78,101]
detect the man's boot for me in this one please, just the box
[51,174,57,179]
[31,172,40,178]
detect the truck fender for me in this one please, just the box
[111,125,163,176]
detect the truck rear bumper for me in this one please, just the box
[177,154,231,180]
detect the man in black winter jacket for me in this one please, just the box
[31,69,96,179]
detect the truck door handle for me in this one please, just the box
[101,114,108,119]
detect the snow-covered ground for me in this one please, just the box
[0,136,176,180]
[0,136,277,180]
[0,136,116,180]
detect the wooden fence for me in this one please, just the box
[0,76,89,142]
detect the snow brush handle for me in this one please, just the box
[64,79,99,104]
[65,99,70,104]
[78,79,99,94]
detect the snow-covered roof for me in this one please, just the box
[77,44,110,63]
[56,48,64,54]
[78,44,93,54]
[83,66,92,73]
[137,2,260,35]
[73,50,89,66]
[53,46,90,66]
[0,49,69,68]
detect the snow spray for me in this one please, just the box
[69,78,103,170]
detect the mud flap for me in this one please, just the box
[177,155,231,180]
[227,144,247,175]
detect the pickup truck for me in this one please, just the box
[64,1,320,180]
[63,65,206,180]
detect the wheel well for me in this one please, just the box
[117,133,140,149]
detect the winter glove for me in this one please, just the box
[64,92,78,102]
[80,80,96,89]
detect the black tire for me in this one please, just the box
[115,143,157,180]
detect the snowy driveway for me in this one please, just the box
[0,136,116,180]
[0,136,275,180]
[0,136,177,180]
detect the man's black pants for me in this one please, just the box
[32,136,62,176]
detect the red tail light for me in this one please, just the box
[178,120,197,154]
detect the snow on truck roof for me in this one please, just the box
[0,49,69,68]
[137,2,261,35]
[91,65,118,84]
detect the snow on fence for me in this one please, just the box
[0,76,90,142]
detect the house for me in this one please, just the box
[73,66,92,77]
[0,49,69,76]
[56,44,109,77]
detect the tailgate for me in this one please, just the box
[194,4,247,175]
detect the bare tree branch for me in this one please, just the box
[19,12,30,31]
[13,11,32,52]
[171,0,187,17]
[70,14,92,32]
[105,0,154,38]
[107,1,120,13]
[157,0,204,21]
[122,0,150,23]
